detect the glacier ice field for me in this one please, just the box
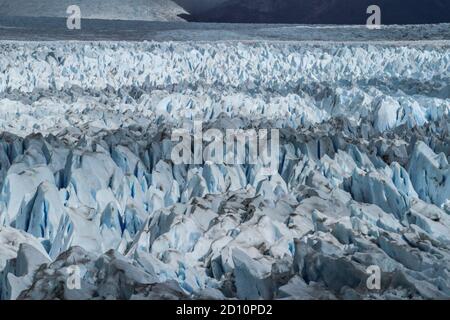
[0,25,449,299]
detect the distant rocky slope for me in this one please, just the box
[0,0,187,21]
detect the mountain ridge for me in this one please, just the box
[0,0,188,22]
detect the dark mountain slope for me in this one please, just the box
[187,0,450,24]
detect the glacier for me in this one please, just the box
[0,36,449,300]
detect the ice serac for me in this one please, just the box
[15,182,65,241]
[2,243,51,300]
[232,248,274,300]
[0,226,49,299]
[0,39,448,300]
[0,166,55,224]
[408,141,450,207]
[0,42,449,137]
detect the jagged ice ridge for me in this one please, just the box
[0,40,449,300]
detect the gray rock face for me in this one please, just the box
[408,141,450,207]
